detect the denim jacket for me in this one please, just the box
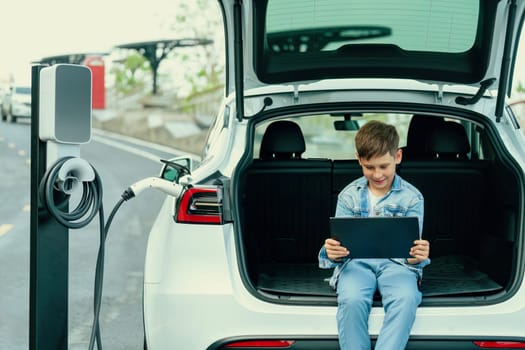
[319,174,430,289]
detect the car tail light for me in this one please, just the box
[176,187,222,224]
[224,340,295,348]
[474,341,525,348]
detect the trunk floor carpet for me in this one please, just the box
[257,255,502,297]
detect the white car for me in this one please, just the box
[1,86,32,123]
[0,85,7,111]
[143,1,525,349]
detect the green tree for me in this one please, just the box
[166,0,224,96]
[111,53,149,95]
[110,0,224,98]
[518,81,525,93]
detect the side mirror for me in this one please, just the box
[160,157,193,183]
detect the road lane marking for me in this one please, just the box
[94,129,184,155]
[0,224,14,237]
[93,129,200,162]
[91,135,164,162]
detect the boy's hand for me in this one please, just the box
[407,239,430,264]
[325,238,349,261]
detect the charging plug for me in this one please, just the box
[124,177,184,200]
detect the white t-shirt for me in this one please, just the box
[368,189,383,217]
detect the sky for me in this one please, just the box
[0,0,203,85]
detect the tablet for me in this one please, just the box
[329,216,419,259]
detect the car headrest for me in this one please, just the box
[259,120,306,159]
[427,121,471,159]
[404,115,445,158]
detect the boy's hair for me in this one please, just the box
[355,120,399,160]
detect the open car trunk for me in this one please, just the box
[236,110,522,304]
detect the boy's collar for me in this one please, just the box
[391,173,402,191]
[356,173,402,192]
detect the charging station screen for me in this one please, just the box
[54,65,92,144]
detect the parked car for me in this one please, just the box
[143,1,525,349]
[0,85,7,112]
[1,85,31,123]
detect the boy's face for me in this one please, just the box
[357,149,402,196]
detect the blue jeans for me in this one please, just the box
[336,259,422,350]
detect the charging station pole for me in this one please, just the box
[30,64,69,350]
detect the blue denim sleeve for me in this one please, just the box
[318,246,338,269]
[407,195,424,238]
[406,195,431,267]
[335,197,353,217]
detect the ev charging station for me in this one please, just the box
[29,63,185,350]
[30,63,94,350]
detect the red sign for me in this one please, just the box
[83,56,105,109]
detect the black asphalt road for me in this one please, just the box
[0,119,185,349]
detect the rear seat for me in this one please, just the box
[398,121,488,257]
[243,121,332,264]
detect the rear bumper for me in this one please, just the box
[143,265,525,350]
[142,290,337,349]
[143,290,525,350]
[209,337,525,350]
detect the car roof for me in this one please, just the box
[220,0,525,98]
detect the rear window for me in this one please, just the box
[254,113,411,160]
[254,114,482,160]
[265,0,479,54]
[253,0,494,85]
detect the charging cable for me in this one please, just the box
[39,157,186,350]
[39,156,103,229]
[88,177,184,350]
[39,156,106,348]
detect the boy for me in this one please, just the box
[319,120,430,350]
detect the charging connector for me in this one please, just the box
[123,176,184,200]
